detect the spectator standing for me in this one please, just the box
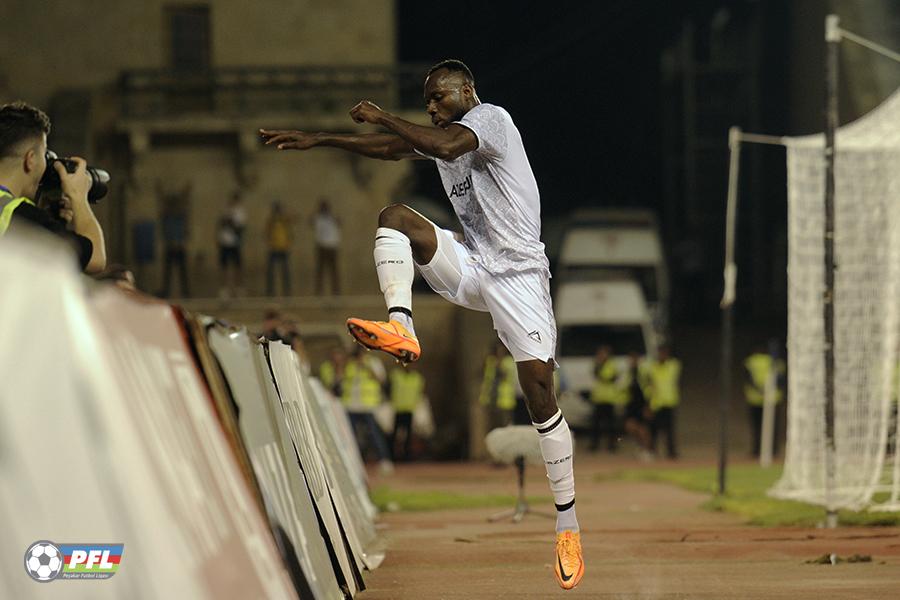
[622,352,653,460]
[157,181,192,298]
[387,363,425,461]
[589,345,625,453]
[343,346,393,473]
[743,342,785,458]
[644,345,682,459]
[311,199,341,295]
[479,342,517,428]
[319,347,348,396]
[217,192,246,297]
[265,201,293,296]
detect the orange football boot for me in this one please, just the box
[555,530,584,590]
[346,318,421,364]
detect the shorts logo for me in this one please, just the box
[528,330,542,343]
[24,541,124,582]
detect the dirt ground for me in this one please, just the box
[358,453,900,599]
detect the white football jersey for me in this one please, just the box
[425,103,550,275]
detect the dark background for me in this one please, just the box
[399,0,794,326]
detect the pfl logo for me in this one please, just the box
[24,541,63,582]
[24,540,124,582]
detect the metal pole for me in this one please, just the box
[719,126,743,495]
[719,304,734,496]
[760,339,778,468]
[824,14,840,528]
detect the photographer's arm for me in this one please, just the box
[58,159,106,274]
[260,129,423,161]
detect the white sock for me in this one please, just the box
[533,409,579,533]
[556,504,578,533]
[374,227,415,336]
[389,310,415,335]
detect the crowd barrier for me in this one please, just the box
[0,229,380,599]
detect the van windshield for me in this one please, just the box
[558,324,646,357]
[561,266,659,302]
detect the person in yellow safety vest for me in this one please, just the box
[343,347,392,471]
[622,352,654,459]
[479,343,517,427]
[478,346,498,407]
[265,201,293,296]
[744,343,786,458]
[644,344,681,459]
[589,345,625,452]
[319,346,347,396]
[388,364,425,461]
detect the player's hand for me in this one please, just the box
[349,100,385,125]
[56,157,90,207]
[259,129,319,150]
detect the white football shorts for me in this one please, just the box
[416,223,557,364]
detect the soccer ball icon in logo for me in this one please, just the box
[24,541,63,582]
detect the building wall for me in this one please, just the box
[128,142,413,296]
[0,0,396,106]
[0,0,420,296]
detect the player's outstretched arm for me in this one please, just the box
[350,100,477,161]
[259,129,420,161]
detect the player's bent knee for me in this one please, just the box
[378,203,413,231]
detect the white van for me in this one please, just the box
[554,276,658,429]
[557,209,669,335]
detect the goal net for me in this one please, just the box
[770,87,900,512]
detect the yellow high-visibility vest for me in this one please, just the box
[591,359,624,405]
[744,353,784,406]
[390,369,424,413]
[479,355,497,406]
[645,358,682,411]
[479,354,516,410]
[496,356,517,410]
[342,360,381,409]
[0,189,35,236]
[319,360,336,390]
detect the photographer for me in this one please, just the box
[0,101,106,273]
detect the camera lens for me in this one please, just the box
[39,150,110,203]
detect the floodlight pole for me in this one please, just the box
[823,14,840,529]
[719,126,743,496]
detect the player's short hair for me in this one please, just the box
[0,101,51,159]
[426,59,475,86]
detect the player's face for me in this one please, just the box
[424,70,472,128]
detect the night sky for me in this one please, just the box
[398,1,728,220]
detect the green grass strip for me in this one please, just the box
[598,464,900,527]
[371,485,551,512]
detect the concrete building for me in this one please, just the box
[0,0,430,296]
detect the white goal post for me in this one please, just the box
[721,15,900,516]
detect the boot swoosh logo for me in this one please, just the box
[557,554,573,582]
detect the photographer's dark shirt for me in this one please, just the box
[10,203,93,270]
